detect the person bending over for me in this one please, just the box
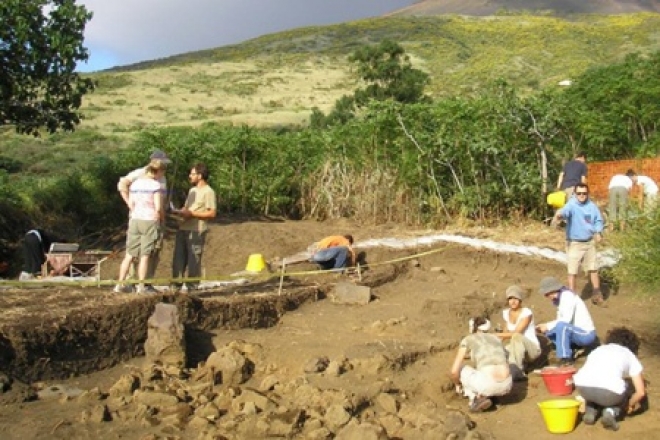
[311,234,355,271]
[450,317,512,413]
[574,327,646,431]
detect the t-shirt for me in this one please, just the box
[637,175,658,196]
[608,174,633,190]
[179,184,217,232]
[574,344,643,394]
[459,333,508,369]
[502,307,540,348]
[122,166,167,197]
[129,177,162,221]
[561,160,588,189]
[316,235,355,264]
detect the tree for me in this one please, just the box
[349,40,430,106]
[1,0,95,136]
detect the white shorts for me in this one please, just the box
[460,365,512,399]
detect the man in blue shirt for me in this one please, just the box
[551,183,605,305]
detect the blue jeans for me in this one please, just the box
[312,246,349,270]
[546,322,596,359]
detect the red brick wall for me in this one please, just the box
[587,158,660,203]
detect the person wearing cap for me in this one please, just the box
[495,285,541,381]
[608,169,637,231]
[556,151,588,199]
[550,183,605,305]
[117,150,171,293]
[450,316,512,413]
[536,276,597,367]
[573,327,646,431]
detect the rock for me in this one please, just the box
[304,356,330,374]
[144,303,186,368]
[198,347,251,387]
[0,373,12,393]
[133,390,179,408]
[330,282,372,305]
[335,420,388,440]
[374,393,398,414]
[259,374,279,391]
[324,404,351,433]
[326,360,343,376]
[443,410,476,438]
[109,374,139,398]
[234,389,273,412]
[188,416,210,430]
[195,402,221,420]
[377,413,403,436]
[77,387,105,403]
[37,384,84,401]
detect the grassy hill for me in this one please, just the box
[81,13,660,133]
[391,0,660,16]
[3,12,660,176]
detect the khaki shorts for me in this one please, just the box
[126,219,160,258]
[566,240,597,275]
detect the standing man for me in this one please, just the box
[557,151,588,199]
[536,276,597,367]
[636,174,658,213]
[171,163,217,293]
[311,234,355,271]
[117,149,171,292]
[551,183,605,304]
[608,169,636,231]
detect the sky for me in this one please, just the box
[77,0,416,72]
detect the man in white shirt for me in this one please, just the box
[636,175,658,212]
[117,150,171,292]
[607,169,636,231]
[536,276,597,367]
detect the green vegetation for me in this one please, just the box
[1,0,95,135]
[2,13,660,292]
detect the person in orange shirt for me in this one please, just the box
[311,235,355,270]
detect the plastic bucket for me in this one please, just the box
[538,399,580,434]
[547,190,567,209]
[245,254,267,272]
[541,366,576,396]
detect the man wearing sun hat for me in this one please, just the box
[117,149,172,292]
[536,276,597,367]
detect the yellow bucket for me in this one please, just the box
[245,254,267,273]
[538,399,580,434]
[547,190,567,209]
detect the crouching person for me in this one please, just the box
[450,317,513,413]
[573,327,646,431]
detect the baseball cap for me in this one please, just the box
[150,149,171,164]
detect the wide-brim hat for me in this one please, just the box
[150,149,172,164]
[538,276,564,296]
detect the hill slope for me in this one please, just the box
[392,0,660,16]
[78,13,660,133]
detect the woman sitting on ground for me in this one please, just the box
[573,327,646,431]
[495,285,541,381]
[450,317,513,413]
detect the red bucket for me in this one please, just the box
[541,367,577,396]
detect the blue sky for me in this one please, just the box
[78,0,415,72]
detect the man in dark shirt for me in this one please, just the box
[557,152,588,198]
[20,229,53,280]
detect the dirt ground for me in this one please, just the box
[0,217,659,439]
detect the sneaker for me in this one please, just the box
[583,405,598,425]
[113,284,133,294]
[469,396,493,413]
[141,285,159,294]
[601,407,619,431]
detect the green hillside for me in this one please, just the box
[2,13,660,176]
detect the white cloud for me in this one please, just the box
[78,0,414,71]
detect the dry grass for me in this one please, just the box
[82,58,356,132]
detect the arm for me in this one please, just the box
[153,191,164,223]
[450,346,467,386]
[117,177,132,208]
[498,314,532,340]
[628,373,646,413]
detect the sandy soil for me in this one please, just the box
[0,218,658,439]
